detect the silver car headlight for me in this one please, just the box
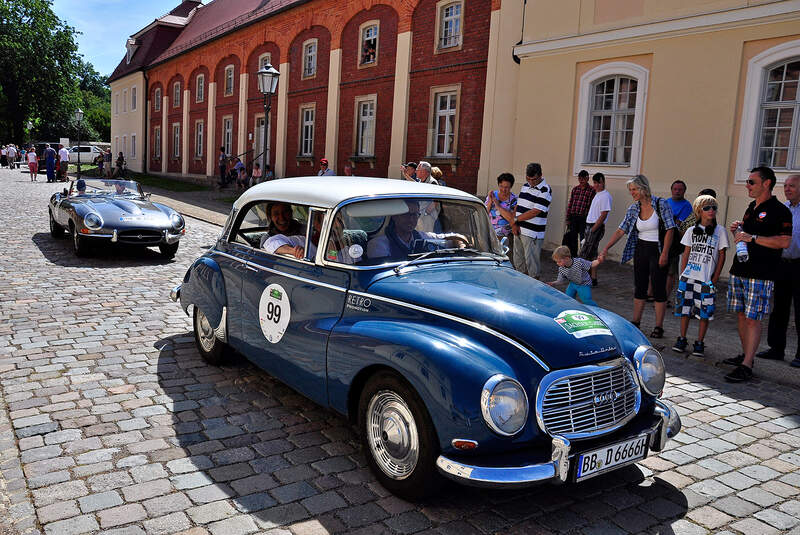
[633,345,665,396]
[481,375,528,436]
[83,212,103,230]
[170,212,185,231]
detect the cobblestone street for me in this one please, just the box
[1,168,800,535]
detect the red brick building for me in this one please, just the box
[109,0,500,193]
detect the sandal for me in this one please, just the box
[650,326,664,338]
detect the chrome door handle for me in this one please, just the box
[245,264,258,272]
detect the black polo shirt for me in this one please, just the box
[730,195,792,281]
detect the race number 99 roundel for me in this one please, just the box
[259,283,291,343]
[554,310,612,339]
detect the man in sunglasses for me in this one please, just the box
[755,174,800,367]
[723,166,793,382]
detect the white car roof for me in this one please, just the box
[234,176,478,210]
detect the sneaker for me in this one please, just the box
[592,278,598,287]
[691,341,705,357]
[725,364,753,382]
[721,354,744,366]
[755,349,784,361]
[672,337,688,353]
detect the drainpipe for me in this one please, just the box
[143,71,149,174]
[512,0,528,64]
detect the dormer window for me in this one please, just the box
[125,38,139,65]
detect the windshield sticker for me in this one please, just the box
[349,244,363,260]
[259,283,291,344]
[554,310,612,339]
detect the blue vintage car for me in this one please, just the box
[171,177,680,499]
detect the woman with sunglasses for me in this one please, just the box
[599,174,675,338]
[671,195,728,356]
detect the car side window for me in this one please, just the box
[232,201,311,255]
[232,201,272,248]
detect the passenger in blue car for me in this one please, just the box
[264,212,360,264]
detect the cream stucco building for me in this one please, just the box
[109,72,146,173]
[478,0,800,269]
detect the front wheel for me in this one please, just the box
[70,224,89,256]
[159,242,179,259]
[193,307,227,365]
[358,372,442,500]
[49,210,65,238]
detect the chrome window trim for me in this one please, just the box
[212,250,346,293]
[348,290,549,371]
[318,194,501,271]
[535,357,641,440]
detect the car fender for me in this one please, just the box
[179,256,227,327]
[327,317,534,453]
[591,307,651,357]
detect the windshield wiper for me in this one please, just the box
[394,248,503,274]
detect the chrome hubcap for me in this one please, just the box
[196,309,216,352]
[367,391,419,480]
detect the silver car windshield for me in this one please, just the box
[71,179,143,198]
[325,198,502,267]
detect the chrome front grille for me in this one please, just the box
[537,358,640,439]
[117,229,163,245]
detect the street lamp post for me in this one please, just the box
[74,108,84,179]
[257,63,280,181]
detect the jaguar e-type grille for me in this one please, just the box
[540,360,639,438]
[117,229,163,245]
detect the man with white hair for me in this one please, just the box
[756,174,800,368]
[415,161,438,185]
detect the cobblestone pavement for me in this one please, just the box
[1,168,800,535]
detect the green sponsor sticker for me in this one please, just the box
[554,309,612,339]
[270,288,282,300]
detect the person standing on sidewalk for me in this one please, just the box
[44,144,56,182]
[58,144,69,181]
[26,147,38,181]
[561,170,595,257]
[218,147,228,187]
[317,158,335,176]
[755,174,800,368]
[665,180,693,302]
[671,195,728,357]
[579,172,611,286]
[512,163,551,279]
[723,166,792,382]
[599,174,675,338]
[104,148,113,177]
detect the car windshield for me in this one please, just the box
[71,179,143,198]
[326,197,502,267]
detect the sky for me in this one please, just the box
[52,0,174,76]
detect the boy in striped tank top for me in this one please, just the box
[548,246,604,306]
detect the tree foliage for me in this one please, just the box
[0,0,110,143]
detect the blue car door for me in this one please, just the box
[240,226,350,406]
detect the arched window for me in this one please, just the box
[173,82,181,108]
[588,76,637,165]
[757,58,800,170]
[573,62,648,178]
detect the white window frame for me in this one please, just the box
[224,65,235,96]
[302,39,318,79]
[354,95,377,157]
[435,0,463,53]
[586,75,638,166]
[196,74,205,103]
[153,126,161,159]
[573,61,648,180]
[115,93,119,116]
[195,120,204,158]
[173,82,181,108]
[123,89,127,113]
[258,53,272,71]
[736,39,800,184]
[131,86,137,111]
[299,104,315,157]
[222,116,233,156]
[359,21,379,67]
[428,84,461,158]
[131,133,136,159]
[172,123,180,159]
[154,88,161,111]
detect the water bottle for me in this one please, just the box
[735,224,749,263]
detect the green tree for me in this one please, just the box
[0,0,81,142]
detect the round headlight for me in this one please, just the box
[480,375,528,436]
[83,212,103,230]
[170,212,185,230]
[634,345,666,396]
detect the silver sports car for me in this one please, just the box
[49,178,185,258]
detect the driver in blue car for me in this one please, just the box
[74,179,87,196]
[264,213,359,264]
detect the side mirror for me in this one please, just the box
[500,236,510,256]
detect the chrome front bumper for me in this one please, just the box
[436,399,681,489]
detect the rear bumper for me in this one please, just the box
[435,399,680,489]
